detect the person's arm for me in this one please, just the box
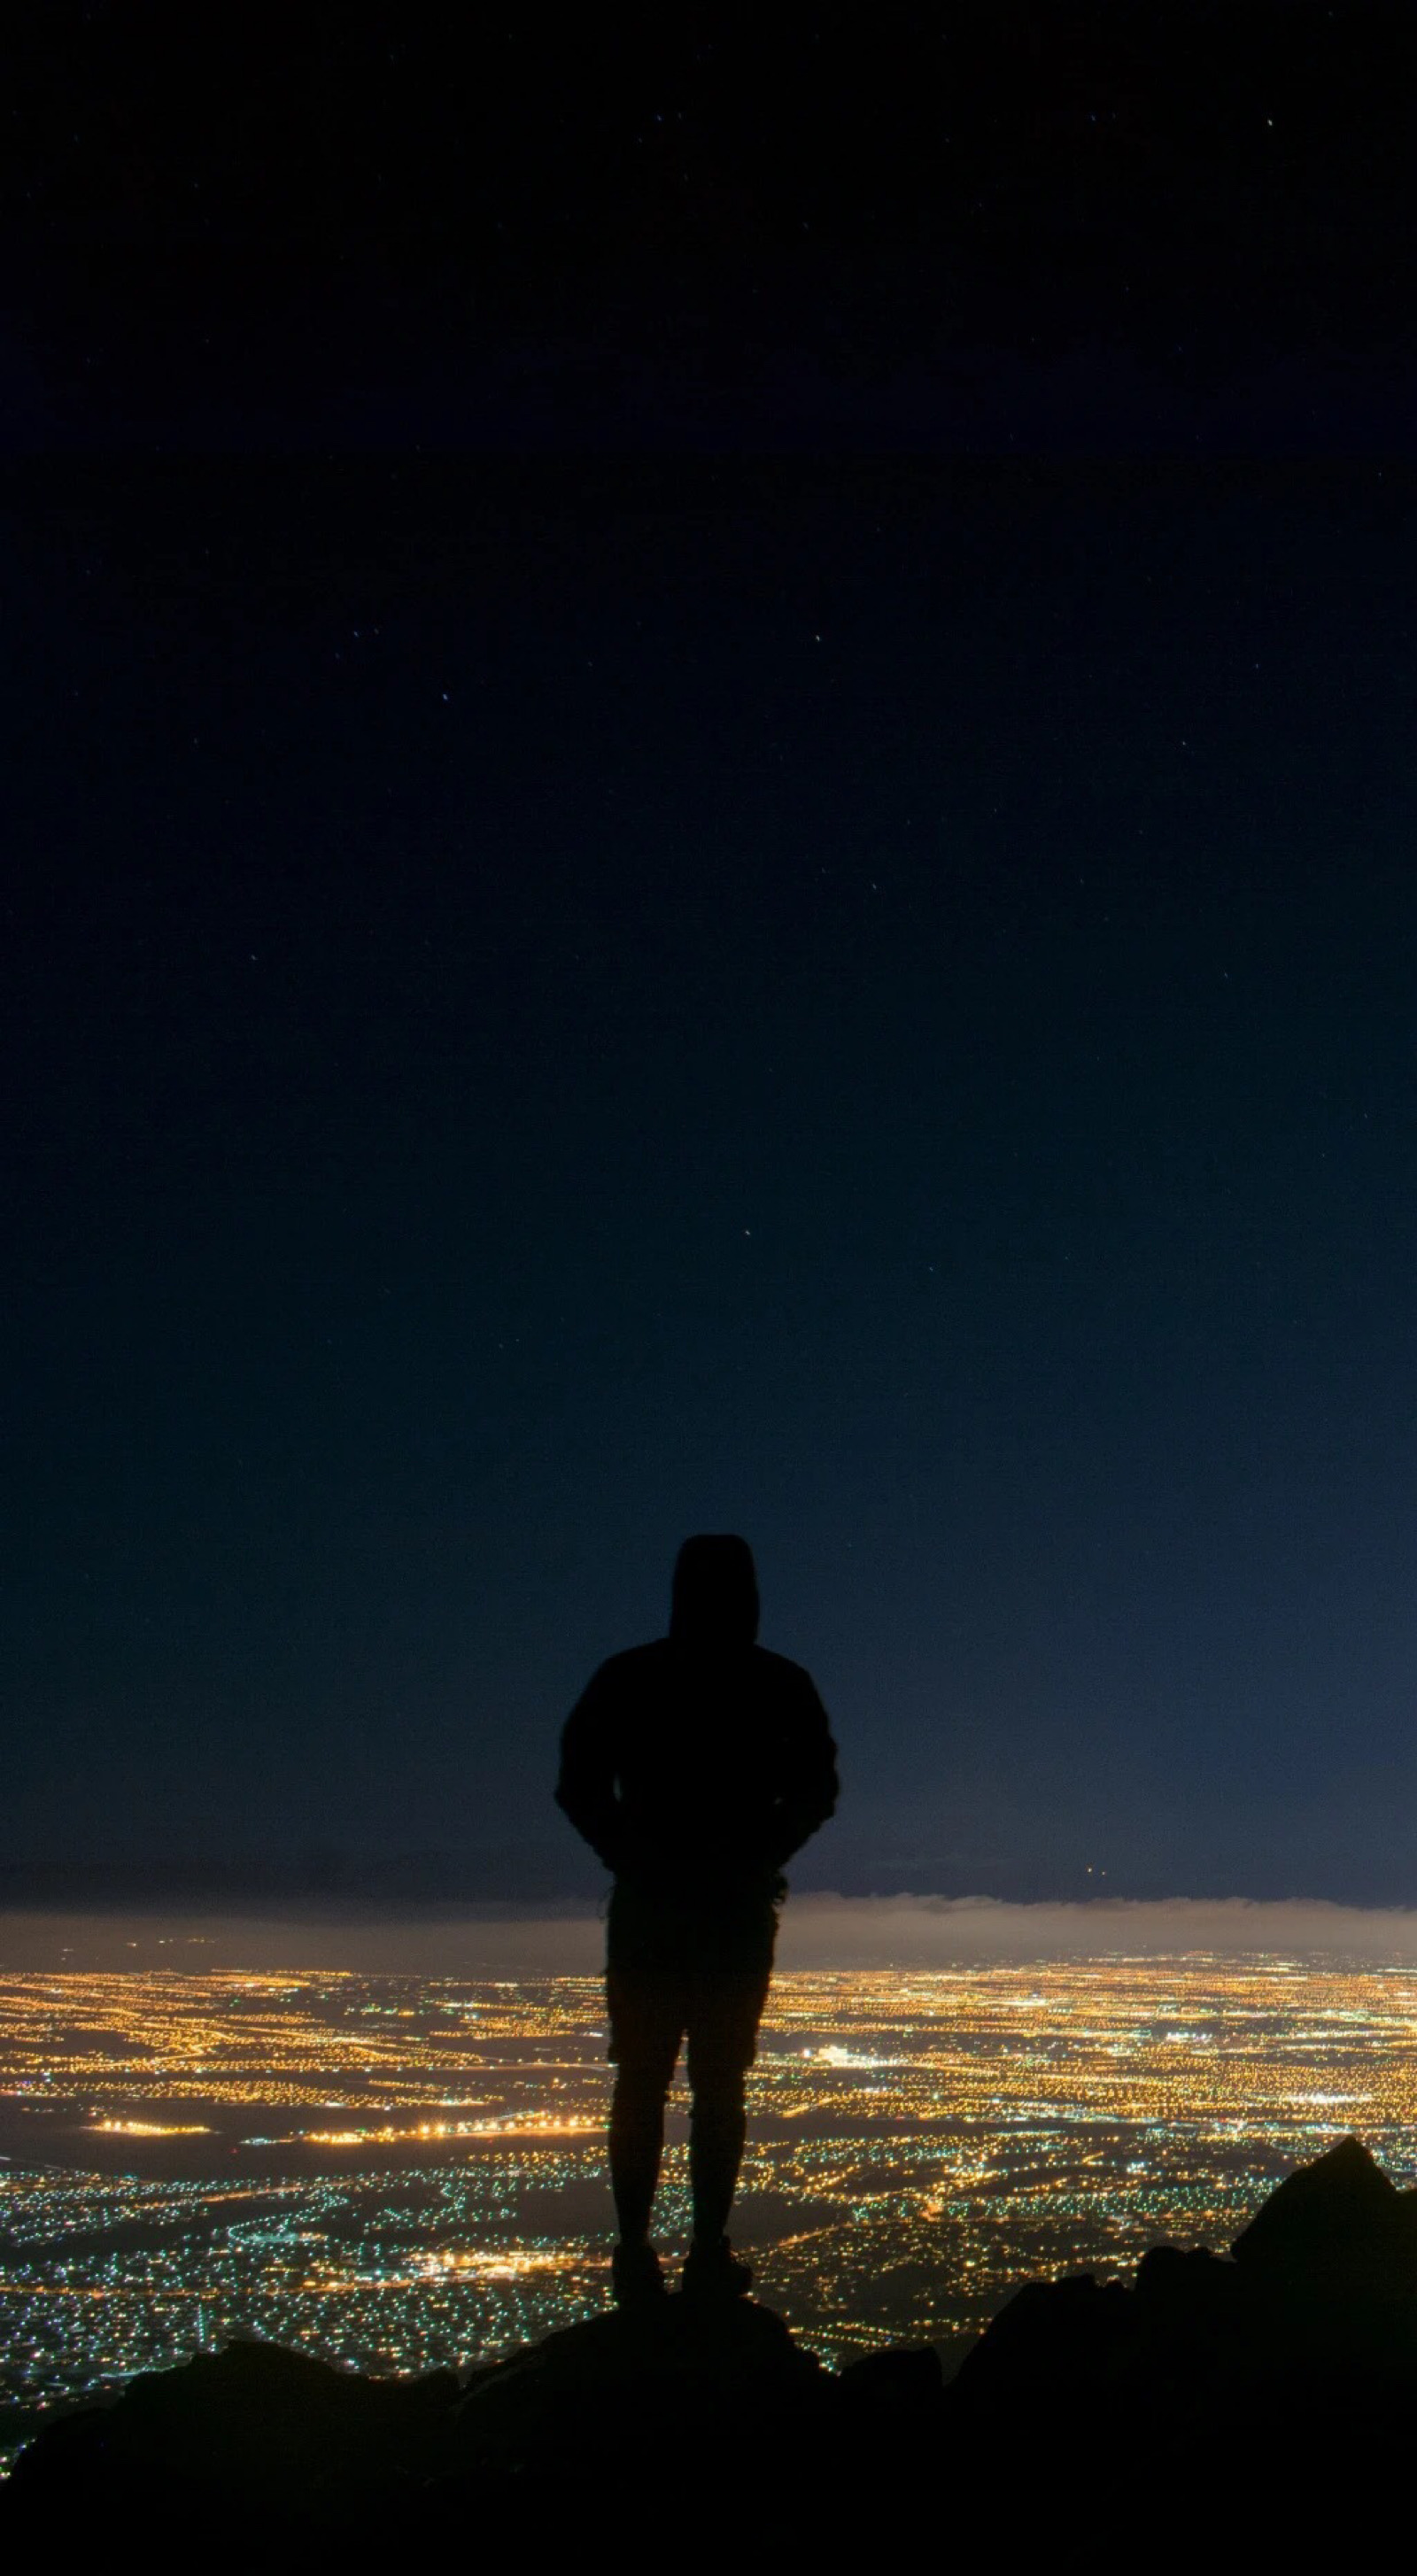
[554,1663,628,1875]
[767,1675,840,1870]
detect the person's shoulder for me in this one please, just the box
[567,1642,663,1730]
[751,1646,823,1698]
[587,1640,668,1688]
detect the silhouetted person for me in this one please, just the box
[557,1534,839,2305]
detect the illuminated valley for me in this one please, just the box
[4,1956,1417,2464]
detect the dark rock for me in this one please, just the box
[12,2140,1417,2560]
[452,2290,825,2481]
[1134,2241,1240,2328]
[957,2270,1134,2403]
[4,2337,460,2533]
[835,2342,944,2413]
[434,2292,837,2535]
[1232,2134,1417,2294]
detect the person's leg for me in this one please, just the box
[608,2052,676,2246]
[604,1884,685,2261]
[684,1915,775,2281]
[685,2055,747,2247]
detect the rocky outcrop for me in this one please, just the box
[7,2138,1417,2564]
[1231,2128,1417,2290]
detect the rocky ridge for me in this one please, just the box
[6,2135,1417,2565]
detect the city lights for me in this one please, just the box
[89,2120,213,2137]
[4,1954,1417,2473]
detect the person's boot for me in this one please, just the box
[611,2240,666,2308]
[682,2236,753,2301]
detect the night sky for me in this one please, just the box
[4,10,1416,1907]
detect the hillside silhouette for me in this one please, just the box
[6,2138,1417,2565]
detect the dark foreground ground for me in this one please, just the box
[6,2136,1417,2568]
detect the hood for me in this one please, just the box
[669,1533,760,1650]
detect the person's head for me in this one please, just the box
[669,1533,760,1649]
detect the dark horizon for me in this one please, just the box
[12,1817,1417,1918]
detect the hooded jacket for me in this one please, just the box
[555,1536,839,1906]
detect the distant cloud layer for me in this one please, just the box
[778,1895,1417,1969]
[6,1895,1417,1975]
